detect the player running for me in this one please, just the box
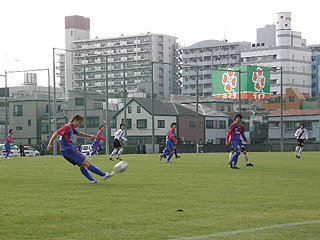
[160,123,178,163]
[47,114,113,184]
[161,124,181,160]
[295,123,308,158]
[226,114,249,169]
[87,125,107,160]
[4,129,15,159]
[229,141,253,166]
[109,123,128,161]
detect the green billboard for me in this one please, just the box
[212,65,271,100]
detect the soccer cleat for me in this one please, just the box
[166,161,173,163]
[228,162,233,168]
[116,157,122,161]
[102,171,114,180]
[246,163,254,166]
[87,155,91,160]
[160,154,163,161]
[109,157,114,161]
[90,180,98,184]
[176,155,181,158]
[233,166,240,169]
[5,157,10,160]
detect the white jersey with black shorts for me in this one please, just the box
[113,129,128,148]
[295,128,308,146]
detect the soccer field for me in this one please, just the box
[0,152,319,239]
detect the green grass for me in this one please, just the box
[0,152,319,239]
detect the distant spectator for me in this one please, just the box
[137,143,141,154]
[142,143,146,154]
[40,141,45,156]
[18,143,25,157]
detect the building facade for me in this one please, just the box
[242,12,312,95]
[181,40,250,97]
[308,45,320,97]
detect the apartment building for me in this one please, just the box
[308,45,320,97]
[242,12,312,95]
[181,40,250,96]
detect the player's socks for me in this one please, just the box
[117,148,124,158]
[243,153,249,164]
[231,152,240,168]
[88,165,105,176]
[110,149,118,158]
[5,151,10,158]
[90,150,97,156]
[162,152,170,157]
[97,148,103,153]
[80,166,94,181]
[166,154,173,163]
[295,146,299,155]
[229,152,234,161]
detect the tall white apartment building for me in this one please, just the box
[64,15,90,98]
[308,45,320,97]
[242,12,311,95]
[181,40,250,96]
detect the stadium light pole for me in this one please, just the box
[0,72,8,138]
[280,66,284,152]
[195,65,199,153]
[238,69,242,114]
[123,63,127,139]
[105,56,109,155]
[151,62,155,154]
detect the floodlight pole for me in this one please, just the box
[123,63,127,138]
[52,48,57,156]
[151,62,155,154]
[238,70,241,114]
[105,56,109,155]
[280,67,284,152]
[196,66,199,153]
[4,71,8,138]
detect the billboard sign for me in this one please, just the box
[212,65,271,100]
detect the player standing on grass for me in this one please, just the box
[88,125,107,160]
[160,123,178,163]
[295,123,308,158]
[109,123,128,161]
[4,129,15,159]
[226,114,249,169]
[47,114,113,184]
[229,142,253,166]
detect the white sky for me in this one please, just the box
[0,0,319,87]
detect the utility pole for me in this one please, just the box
[151,62,155,154]
[196,66,199,153]
[280,67,284,152]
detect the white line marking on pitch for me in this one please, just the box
[170,220,320,240]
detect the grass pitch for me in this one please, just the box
[0,152,319,239]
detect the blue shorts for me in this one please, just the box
[166,141,175,153]
[62,149,86,166]
[231,139,242,152]
[5,143,10,152]
[93,142,103,151]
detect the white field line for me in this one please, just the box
[170,220,320,240]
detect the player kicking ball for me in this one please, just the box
[109,123,128,161]
[226,114,249,169]
[229,142,253,166]
[295,123,308,158]
[47,114,114,184]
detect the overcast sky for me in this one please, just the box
[0,0,319,87]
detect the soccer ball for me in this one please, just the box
[114,161,128,173]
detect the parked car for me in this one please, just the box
[80,144,92,155]
[19,146,40,157]
[0,144,20,157]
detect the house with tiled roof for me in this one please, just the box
[267,109,320,144]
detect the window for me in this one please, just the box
[137,106,141,113]
[206,120,226,129]
[269,122,279,128]
[58,105,61,112]
[94,103,103,109]
[128,106,132,113]
[137,119,147,128]
[157,120,165,128]
[75,98,84,106]
[121,119,132,129]
[189,121,196,127]
[16,126,23,130]
[87,117,99,128]
[13,105,23,116]
[41,124,49,134]
[28,119,32,126]
[289,96,295,102]
[285,122,296,132]
[0,102,5,111]
[28,139,31,145]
